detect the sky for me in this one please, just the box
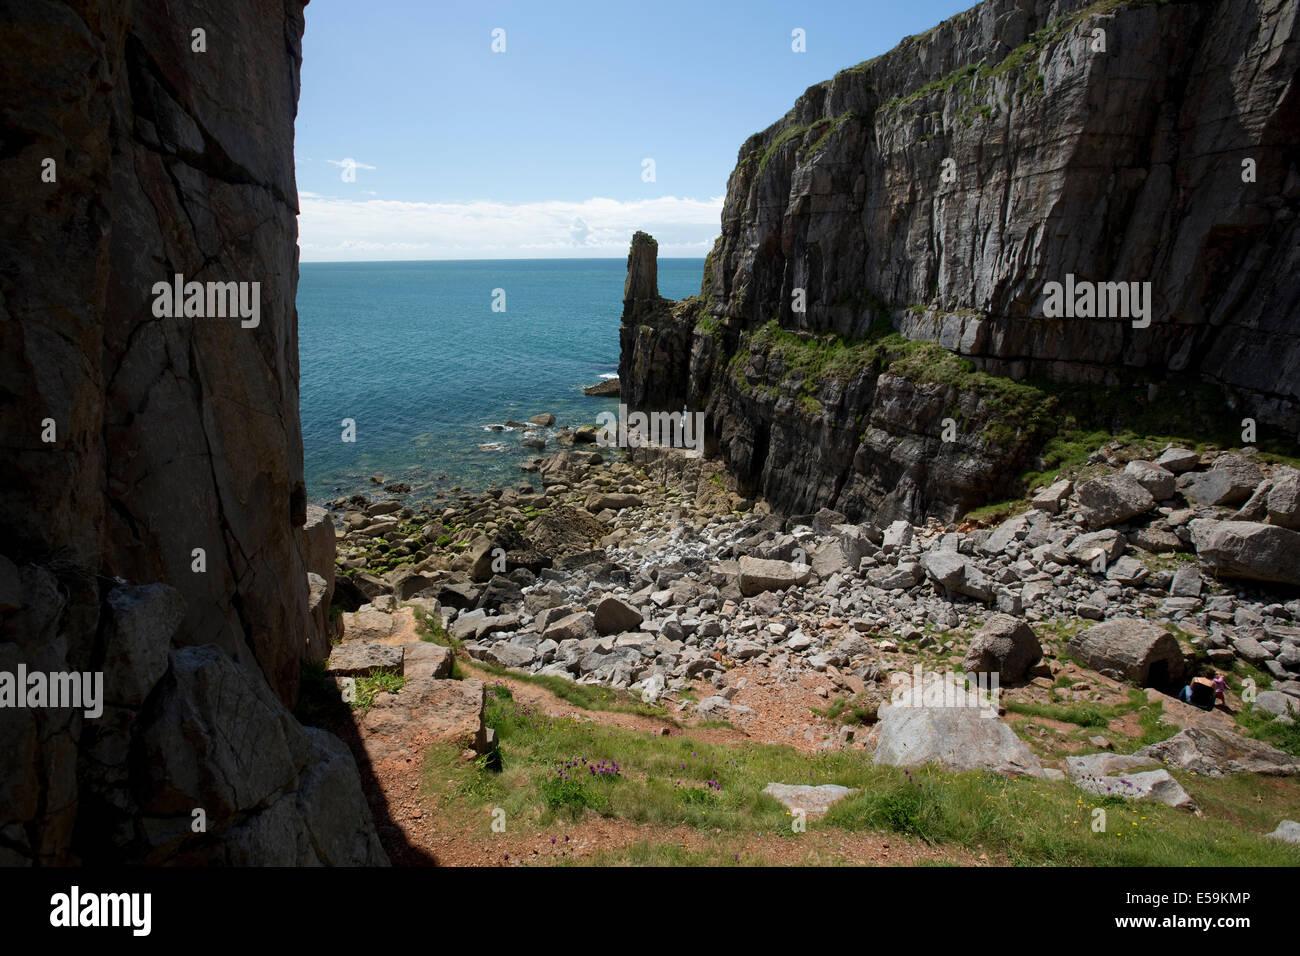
[295,0,974,261]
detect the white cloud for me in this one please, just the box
[296,195,723,260]
[324,157,376,171]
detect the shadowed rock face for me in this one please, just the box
[621,0,1300,523]
[2,0,308,703]
[0,0,386,864]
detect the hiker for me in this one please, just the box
[1189,674,1216,710]
[1211,671,1228,707]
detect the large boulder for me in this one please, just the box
[1266,471,1300,530]
[1123,461,1176,500]
[305,572,334,661]
[484,643,536,669]
[979,514,1031,556]
[962,614,1042,683]
[594,596,643,635]
[1065,751,1156,780]
[102,583,186,707]
[341,606,394,643]
[402,642,454,680]
[1154,447,1200,473]
[1189,519,1300,587]
[542,611,598,643]
[326,641,403,677]
[1178,455,1264,506]
[881,520,914,551]
[738,556,811,596]
[873,678,1044,778]
[1031,479,1072,514]
[468,535,497,582]
[810,539,847,577]
[1267,821,1300,844]
[451,610,520,642]
[919,551,993,602]
[1070,768,1197,810]
[585,493,642,513]
[1075,474,1156,529]
[1253,691,1299,719]
[301,505,336,589]
[138,646,387,864]
[1065,529,1127,565]
[1067,619,1186,687]
[525,505,606,558]
[390,570,436,601]
[762,783,859,813]
[302,506,339,660]
[1136,727,1300,776]
[357,677,487,760]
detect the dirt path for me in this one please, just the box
[362,662,986,866]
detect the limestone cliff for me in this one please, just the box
[621,0,1300,523]
[0,0,385,864]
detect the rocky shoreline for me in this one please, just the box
[312,432,1300,824]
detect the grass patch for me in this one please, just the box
[823,764,1299,866]
[1236,704,1300,757]
[962,499,1029,525]
[1125,697,1179,752]
[755,112,858,173]
[351,670,405,711]
[812,691,882,726]
[1004,699,1120,728]
[412,605,465,678]
[461,660,669,719]
[420,685,1300,865]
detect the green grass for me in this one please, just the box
[412,605,466,678]
[694,310,723,341]
[821,764,1297,866]
[1235,703,1300,757]
[757,123,814,172]
[1126,698,1180,752]
[461,659,670,719]
[421,682,1300,865]
[869,0,1181,124]
[879,63,979,113]
[754,111,858,172]
[352,670,405,711]
[730,317,1060,450]
[962,499,1030,525]
[1004,699,1121,728]
[812,691,882,726]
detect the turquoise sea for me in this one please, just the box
[297,258,704,503]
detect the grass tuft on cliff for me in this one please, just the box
[727,313,1300,510]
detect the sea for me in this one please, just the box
[297,258,705,504]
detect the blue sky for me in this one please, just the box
[295,0,973,260]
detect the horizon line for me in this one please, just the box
[299,255,708,264]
